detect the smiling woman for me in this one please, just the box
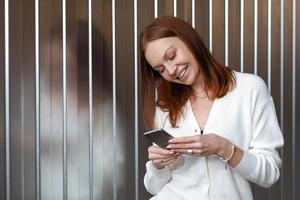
[139,16,284,200]
[139,16,235,129]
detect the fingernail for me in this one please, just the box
[166,145,171,149]
[168,139,173,143]
[169,151,175,154]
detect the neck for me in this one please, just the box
[191,73,206,96]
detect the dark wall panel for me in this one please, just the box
[40,0,64,199]
[158,0,174,17]
[91,0,113,199]
[115,0,135,199]
[228,0,241,71]
[256,0,268,82]
[195,0,209,49]
[137,1,154,199]
[254,1,270,199]
[0,0,6,199]
[67,1,90,199]
[269,1,283,199]
[212,0,225,64]
[282,0,293,200]
[9,0,36,199]
[177,0,192,24]
[243,0,254,74]
[9,0,23,198]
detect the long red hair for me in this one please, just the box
[139,16,236,129]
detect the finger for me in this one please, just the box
[161,159,177,166]
[149,153,180,160]
[173,148,213,156]
[148,146,175,155]
[152,157,176,166]
[168,135,200,144]
[167,142,203,149]
[152,159,164,167]
[161,156,178,163]
[171,149,196,154]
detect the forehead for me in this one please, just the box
[144,37,183,65]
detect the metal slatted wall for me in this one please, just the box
[0,0,299,200]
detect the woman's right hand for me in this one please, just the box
[148,145,181,169]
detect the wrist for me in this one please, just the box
[218,139,235,169]
[217,138,232,158]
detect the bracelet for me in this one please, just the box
[219,143,235,169]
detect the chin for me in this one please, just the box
[182,75,194,85]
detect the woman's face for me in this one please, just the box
[144,36,200,85]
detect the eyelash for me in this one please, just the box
[169,53,175,60]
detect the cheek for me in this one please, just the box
[190,63,199,75]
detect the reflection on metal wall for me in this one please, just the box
[0,0,299,200]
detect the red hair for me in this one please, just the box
[139,16,236,129]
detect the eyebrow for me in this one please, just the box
[153,46,174,69]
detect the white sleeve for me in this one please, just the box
[144,161,172,195]
[233,95,284,188]
[144,107,172,195]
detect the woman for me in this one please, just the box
[139,16,284,200]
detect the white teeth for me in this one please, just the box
[177,66,188,80]
[179,69,185,78]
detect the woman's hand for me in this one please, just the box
[148,145,181,169]
[167,133,232,159]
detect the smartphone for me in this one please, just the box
[144,128,174,148]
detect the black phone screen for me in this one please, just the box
[144,129,174,148]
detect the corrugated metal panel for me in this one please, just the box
[0,0,299,200]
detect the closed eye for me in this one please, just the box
[169,53,175,60]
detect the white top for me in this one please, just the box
[144,71,284,200]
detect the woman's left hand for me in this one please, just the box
[167,133,231,158]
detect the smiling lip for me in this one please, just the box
[176,65,188,80]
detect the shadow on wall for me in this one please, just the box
[40,19,112,199]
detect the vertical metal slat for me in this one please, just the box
[209,0,212,52]
[254,0,258,75]
[280,0,284,198]
[154,0,158,18]
[241,0,244,72]
[173,0,177,17]
[225,0,228,66]
[134,0,138,199]
[88,0,93,199]
[268,0,272,92]
[62,0,67,199]
[35,0,40,199]
[4,0,10,199]
[192,0,195,28]
[112,0,116,199]
[292,0,296,199]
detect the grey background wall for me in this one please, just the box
[0,0,299,200]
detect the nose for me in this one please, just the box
[165,63,177,77]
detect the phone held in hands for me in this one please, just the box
[144,128,174,148]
